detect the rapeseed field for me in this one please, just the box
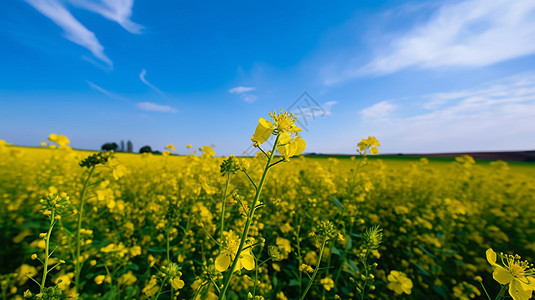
[1,111,534,299]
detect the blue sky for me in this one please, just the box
[1,0,535,155]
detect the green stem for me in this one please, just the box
[166,227,170,263]
[477,280,491,300]
[74,165,95,295]
[219,173,231,250]
[359,248,371,300]
[321,240,335,299]
[40,209,56,293]
[298,238,327,300]
[152,278,167,300]
[218,135,280,300]
[494,285,507,300]
[295,224,303,296]
[334,221,353,288]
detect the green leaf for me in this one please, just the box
[332,197,344,211]
[147,247,166,253]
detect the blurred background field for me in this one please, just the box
[1,144,534,299]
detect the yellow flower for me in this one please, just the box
[215,231,255,272]
[357,136,380,155]
[142,276,159,297]
[47,134,70,147]
[269,110,301,134]
[170,277,185,290]
[277,135,306,161]
[202,145,216,158]
[186,144,192,148]
[387,270,413,295]
[320,277,335,291]
[94,275,106,285]
[251,117,274,145]
[486,249,535,300]
[118,272,137,286]
[165,144,176,151]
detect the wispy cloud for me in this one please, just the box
[25,0,142,66]
[360,100,396,119]
[240,95,258,103]
[358,73,535,152]
[139,69,165,96]
[327,0,535,83]
[228,86,258,103]
[136,102,177,113]
[67,0,143,34]
[26,0,112,66]
[86,81,128,101]
[363,0,535,75]
[229,86,255,94]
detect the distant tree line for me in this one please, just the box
[101,140,133,153]
[101,140,161,154]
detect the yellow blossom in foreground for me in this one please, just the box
[215,231,255,272]
[251,117,274,145]
[387,270,413,295]
[486,248,535,300]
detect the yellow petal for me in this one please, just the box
[171,277,185,290]
[509,279,533,300]
[215,254,231,272]
[251,118,274,144]
[277,144,291,159]
[486,249,500,267]
[523,276,535,291]
[240,253,255,271]
[370,147,378,155]
[493,266,513,285]
[278,132,291,145]
[293,137,306,156]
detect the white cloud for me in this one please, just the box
[139,69,165,95]
[86,81,128,101]
[360,100,396,119]
[228,86,258,103]
[26,0,112,66]
[292,101,338,117]
[330,0,535,81]
[241,94,258,103]
[136,102,177,113]
[358,73,535,152]
[229,86,256,94]
[67,0,143,34]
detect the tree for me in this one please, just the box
[101,142,118,152]
[139,145,152,153]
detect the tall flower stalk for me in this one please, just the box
[218,110,306,299]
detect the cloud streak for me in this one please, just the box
[358,73,535,152]
[26,0,112,66]
[136,102,177,113]
[139,69,165,96]
[228,86,258,103]
[67,0,143,34]
[363,0,535,76]
[86,81,129,101]
[326,0,535,83]
[229,86,255,94]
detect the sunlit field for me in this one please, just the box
[1,119,534,299]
